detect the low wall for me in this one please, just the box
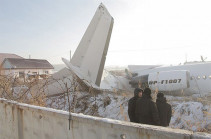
[0,98,210,139]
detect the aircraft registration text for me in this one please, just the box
[149,79,182,85]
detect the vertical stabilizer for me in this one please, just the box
[65,4,114,87]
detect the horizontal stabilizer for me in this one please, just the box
[62,58,99,89]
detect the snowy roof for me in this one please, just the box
[0,53,23,65]
[2,58,54,69]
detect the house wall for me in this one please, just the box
[0,69,53,77]
[0,98,210,139]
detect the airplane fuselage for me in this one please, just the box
[130,62,211,96]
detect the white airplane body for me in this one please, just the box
[129,62,211,96]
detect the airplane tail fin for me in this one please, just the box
[63,3,114,87]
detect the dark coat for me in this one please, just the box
[156,97,172,127]
[135,94,160,126]
[128,94,139,122]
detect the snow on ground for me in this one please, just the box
[46,91,130,121]
[46,69,211,133]
[167,96,211,132]
[170,101,209,131]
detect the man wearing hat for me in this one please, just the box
[128,88,143,123]
[135,88,160,126]
[156,92,172,127]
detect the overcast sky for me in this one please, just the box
[1,0,211,66]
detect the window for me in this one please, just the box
[32,72,37,75]
[19,72,24,78]
[190,76,194,80]
[209,75,211,79]
[203,75,207,79]
[45,71,49,74]
[197,76,200,80]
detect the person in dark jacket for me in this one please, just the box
[135,88,160,126]
[128,88,143,123]
[156,92,172,127]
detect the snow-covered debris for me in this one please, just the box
[100,70,132,91]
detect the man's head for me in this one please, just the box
[157,92,164,98]
[143,88,152,98]
[134,88,143,97]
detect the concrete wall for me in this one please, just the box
[0,98,210,139]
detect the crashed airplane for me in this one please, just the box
[46,3,114,95]
[47,3,211,97]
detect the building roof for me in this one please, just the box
[0,53,23,64]
[2,58,54,69]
